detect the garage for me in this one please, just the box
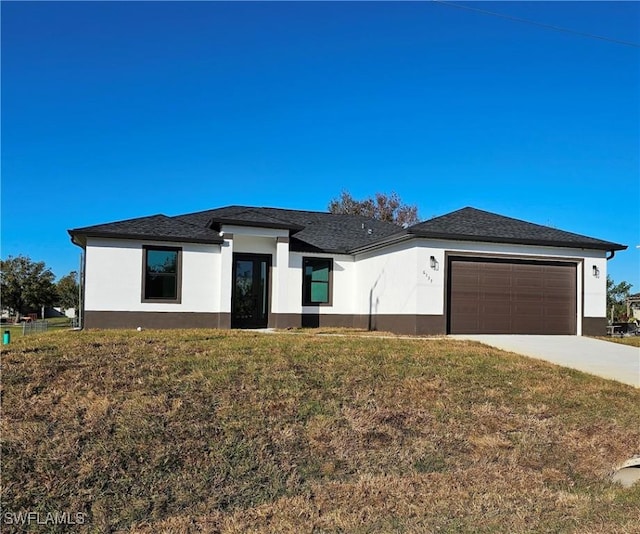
[448,257,577,335]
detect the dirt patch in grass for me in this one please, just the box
[2,330,639,533]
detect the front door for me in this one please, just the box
[231,254,271,328]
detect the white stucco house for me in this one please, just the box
[68,206,626,336]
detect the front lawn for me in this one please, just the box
[595,336,640,347]
[2,330,639,533]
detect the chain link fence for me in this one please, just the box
[22,320,49,336]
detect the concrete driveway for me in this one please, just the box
[449,335,640,388]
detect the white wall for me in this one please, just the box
[582,255,608,317]
[222,225,288,240]
[233,235,277,256]
[355,240,419,315]
[84,238,220,312]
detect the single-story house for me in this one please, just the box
[68,205,626,336]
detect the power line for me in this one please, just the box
[431,0,640,48]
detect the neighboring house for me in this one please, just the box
[68,206,626,336]
[627,293,640,321]
[45,307,76,319]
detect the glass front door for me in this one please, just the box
[231,254,270,328]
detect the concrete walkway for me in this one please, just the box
[449,335,640,388]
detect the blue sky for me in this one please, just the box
[2,1,639,290]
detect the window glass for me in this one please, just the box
[147,250,177,274]
[144,247,179,301]
[311,282,329,302]
[303,258,332,305]
[312,266,329,282]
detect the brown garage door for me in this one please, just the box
[448,258,577,335]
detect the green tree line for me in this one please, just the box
[1,255,79,320]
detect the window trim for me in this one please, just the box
[302,257,333,307]
[141,245,182,304]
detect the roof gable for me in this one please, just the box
[406,207,626,251]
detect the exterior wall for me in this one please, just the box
[84,237,220,314]
[233,235,278,256]
[288,252,357,315]
[582,256,607,317]
[354,239,609,335]
[222,225,289,240]
[218,235,233,319]
[84,311,226,329]
[83,230,358,329]
[355,240,419,315]
[81,231,611,336]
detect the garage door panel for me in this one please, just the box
[545,279,572,290]
[513,291,544,309]
[449,259,576,335]
[513,276,544,290]
[512,303,544,315]
[481,301,510,313]
[546,302,575,316]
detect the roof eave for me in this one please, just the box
[408,230,627,251]
[68,230,86,249]
[68,230,223,245]
[289,241,352,255]
[348,231,413,254]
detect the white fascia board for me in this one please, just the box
[221,225,289,239]
[349,232,413,255]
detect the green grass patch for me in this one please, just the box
[2,330,639,533]
[1,317,75,340]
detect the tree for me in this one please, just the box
[328,190,420,227]
[606,275,633,322]
[0,255,57,319]
[56,271,79,312]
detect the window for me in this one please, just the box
[302,257,332,306]
[142,246,182,302]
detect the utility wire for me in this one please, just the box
[431,0,640,48]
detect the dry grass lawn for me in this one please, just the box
[594,336,640,348]
[2,329,639,533]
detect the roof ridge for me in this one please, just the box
[167,215,221,233]
[242,208,304,226]
[177,205,332,218]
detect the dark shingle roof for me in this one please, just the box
[69,205,626,253]
[177,207,304,230]
[176,206,402,253]
[68,214,224,245]
[406,207,626,251]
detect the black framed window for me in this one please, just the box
[142,246,182,302]
[302,257,333,306]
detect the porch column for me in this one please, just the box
[218,233,233,328]
[273,237,292,328]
